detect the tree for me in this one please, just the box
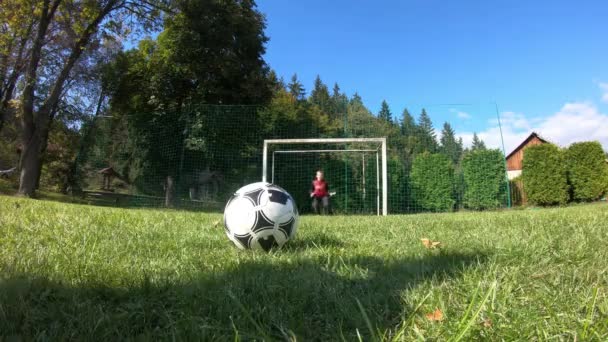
[462,149,507,210]
[12,0,165,196]
[401,109,416,136]
[522,144,569,205]
[310,75,331,112]
[410,152,455,211]
[417,109,438,152]
[288,74,305,101]
[378,100,392,123]
[0,1,35,135]
[103,0,272,206]
[329,82,347,121]
[440,122,463,164]
[566,141,608,201]
[471,133,487,151]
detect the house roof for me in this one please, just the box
[505,132,549,160]
[99,167,120,176]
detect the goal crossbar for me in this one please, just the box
[273,149,378,154]
[262,137,388,215]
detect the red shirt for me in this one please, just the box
[311,179,329,198]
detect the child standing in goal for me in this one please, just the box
[310,170,331,214]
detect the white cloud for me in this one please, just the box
[535,102,608,148]
[457,111,471,119]
[450,108,471,119]
[457,102,608,153]
[600,82,608,103]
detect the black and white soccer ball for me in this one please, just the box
[224,182,299,251]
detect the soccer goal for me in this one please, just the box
[262,138,388,215]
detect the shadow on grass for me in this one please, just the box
[282,233,346,251]
[0,251,488,340]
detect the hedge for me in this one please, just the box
[410,152,455,211]
[566,141,608,201]
[462,149,507,210]
[522,144,569,205]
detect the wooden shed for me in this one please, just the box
[506,132,548,180]
[99,167,125,191]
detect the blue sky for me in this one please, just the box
[257,0,608,152]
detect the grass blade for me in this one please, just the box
[356,298,378,342]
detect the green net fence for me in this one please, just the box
[68,103,510,214]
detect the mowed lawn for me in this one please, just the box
[1,196,607,341]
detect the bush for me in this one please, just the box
[462,149,507,210]
[453,167,465,210]
[522,144,569,205]
[410,152,454,211]
[566,141,608,201]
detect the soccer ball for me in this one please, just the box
[224,182,299,251]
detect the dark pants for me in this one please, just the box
[312,196,330,215]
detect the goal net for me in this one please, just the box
[263,138,388,215]
[67,102,510,214]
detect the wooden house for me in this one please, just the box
[506,132,548,180]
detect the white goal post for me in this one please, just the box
[262,138,388,216]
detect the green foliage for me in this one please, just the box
[288,74,305,100]
[411,152,455,211]
[471,133,487,151]
[523,144,569,205]
[310,75,331,112]
[462,149,507,210]
[329,83,347,120]
[401,109,416,136]
[417,109,438,152]
[39,121,80,193]
[100,0,273,203]
[566,141,608,201]
[161,0,272,105]
[440,122,463,164]
[378,100,392,123]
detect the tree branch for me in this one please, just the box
[40,0,118,122]
[22,0,61,135]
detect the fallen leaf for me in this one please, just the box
[212,220,220,228]
[481,318,492,328]
[420,238,442,249]
[425,308,444,322]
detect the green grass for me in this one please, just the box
[1,195,607,340]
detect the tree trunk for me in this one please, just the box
[165,175,175,207]
[18,0,113,197]
[18,132,43,197]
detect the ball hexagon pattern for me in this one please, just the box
[224,182,299,251]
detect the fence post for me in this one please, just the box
[495,102,512,208]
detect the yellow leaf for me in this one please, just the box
[481,318,492,328]
[212,220,220,228]
[420,238,442,249]
[425,308,444,322]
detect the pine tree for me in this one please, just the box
[350,92,363,106]
[267,70,285,93]
[378,100,392,123]
[401,108,416,136]
[418,109,438,152]
[471,133,487,151]
[330,82,347,120]
[310,75,331,111]
[287,73,305,100]
[332,83,341,99]
[440,122,463,164]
